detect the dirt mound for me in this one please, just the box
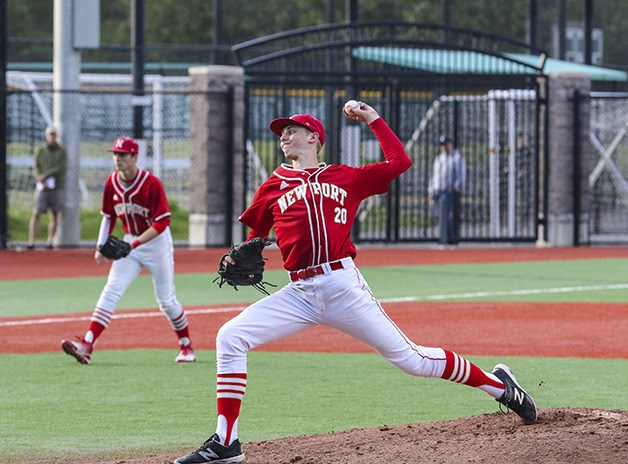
[53,408,627,464]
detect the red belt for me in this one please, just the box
[289,260,345,282]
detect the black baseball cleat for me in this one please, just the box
[492,363,538,424]
[174,434,244,464]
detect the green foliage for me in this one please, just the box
[166,200,189,239]
[8,202,189,242]
[7,208,31,242]
[7,1,628,70]
[6,0,53,37]
[144,0,214,44]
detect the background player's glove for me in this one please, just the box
[98,235,131,260]
[214,237,275,295]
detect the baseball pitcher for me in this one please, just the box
[175,102,537,464]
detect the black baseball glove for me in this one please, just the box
[214,237,275,295]
[98,235,131,260]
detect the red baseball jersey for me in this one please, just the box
[101,168,171,236]
[240,118,411,270]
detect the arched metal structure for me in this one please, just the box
[233,21,546,80]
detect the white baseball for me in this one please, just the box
[345,99,359,108]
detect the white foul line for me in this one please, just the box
[381,283,628,302]
[0,306,246,327]
[1,283,627,327]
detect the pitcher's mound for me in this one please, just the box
[54,407,627,464]
[238,408,627,464]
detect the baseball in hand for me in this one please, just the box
[343,99,361,119]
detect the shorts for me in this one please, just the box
[33,189,64,214]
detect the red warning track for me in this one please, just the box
[2,246,626,280]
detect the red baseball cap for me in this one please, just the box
[108,137,139,155]
[269,114,325,146]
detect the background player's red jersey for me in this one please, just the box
[101,168,171,236]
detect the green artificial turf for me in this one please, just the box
[1,350,626,462]
[2,258,627,317]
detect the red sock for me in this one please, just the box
[441,350,503,389]
[86,321,106,344]
[175,326,191,345]
[216,373,247,446]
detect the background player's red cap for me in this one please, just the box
[108,137,139,155]
[269,114,325,146]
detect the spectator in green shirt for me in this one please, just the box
[28,126,67,250]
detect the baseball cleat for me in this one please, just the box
[175,345,196,363]
[492,363,537,424]
[174,433,244,463]
[61,337,93,365]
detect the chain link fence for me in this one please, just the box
[6,72,193,245]
[5,71,627,247]
[588,93,628,243]
[245,83,539,244]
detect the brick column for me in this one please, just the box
[545,74,592,246]
[188,65,245,246]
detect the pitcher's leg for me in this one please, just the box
[323,268,505,396]
[216,284,320,373]
[214,284,319,447]
[325,267,537,423]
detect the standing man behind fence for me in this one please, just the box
[28,125,67,250]
[429,135,466,246]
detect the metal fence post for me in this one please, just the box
[573,89,581,246]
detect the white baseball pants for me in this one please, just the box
[216,257,447,378]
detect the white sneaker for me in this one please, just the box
[176,345,196,363]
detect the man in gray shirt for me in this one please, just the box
[429,135,466,245]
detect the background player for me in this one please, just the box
[61,137,195,364]
[174,103,537,464]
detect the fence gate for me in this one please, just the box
[586,92,628,244]
[233,21,544,244]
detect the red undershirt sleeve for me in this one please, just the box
[151,217,170,234]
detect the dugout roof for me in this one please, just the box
[353,47,627,81]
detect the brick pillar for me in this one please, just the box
[188,65,246,246]
[545,74,592,246]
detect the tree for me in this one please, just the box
[6,0,627,71]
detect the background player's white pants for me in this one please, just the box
[216,257,446,378]
[95,228,184,320]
